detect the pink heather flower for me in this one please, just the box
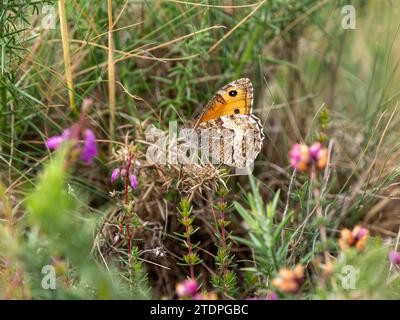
[309,142,329,170]
[193,292,218,300]
[176,279,199,298]
[309,142,321,160]
[111,168,121,183]
[45,135,64,150]
[62,129,71,139]
[192,293,203,300]
[129,174,138,190]
[80,129,98,164]
[45,127,97,164]
[45,129,71,150]
[353,226,368,240]
[289,143,310,172]
[266,292,279,300]
[389,251,400,265]
[289,142,328,172]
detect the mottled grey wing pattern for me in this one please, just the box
[196,114,264,168]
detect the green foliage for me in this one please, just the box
[0,1,55,151]
[211,269,237,297]
[175,198,201,277]
[211,187,237,297]
[315,239,400,299]
[233,174,293,282]
[128,246,152,300]
[21,147,133,299]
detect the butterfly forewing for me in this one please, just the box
[197,78,253,123]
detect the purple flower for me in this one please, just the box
[129,174,138,189]
[266,292,279,300]
[176,279,199,298]
[353,226,368,240]
[289,143,310,172]
[111,168,121,183]
[45,127,97,164]
[80,129,97,164]
[45,129,71,150]
[389,251,400,265]
[309,142,321,160]
[289,142,329,172]
[45,135,64,150]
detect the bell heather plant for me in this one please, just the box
[211,187,237,298]
[109,142,150,297]
[175,198,201,280]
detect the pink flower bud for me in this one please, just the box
[353,226,368,240]
[389,251,400,265]
[111,168,121,183]
[62,129,71,139]
[309,142,321,160]
[176,279,198,298]
[129,174,138,190]
[80,129,98,164]
[45,135,64,150]
[266,292,279,300]
[289,144,310,172]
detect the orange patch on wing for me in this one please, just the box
[199,83,251,123]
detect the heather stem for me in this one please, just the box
[186,225,195,280]
[123,154,134,284]
[219,195,228,278]
[311,165,331,271]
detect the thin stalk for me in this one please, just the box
[0,78,7,151]
[186,224,195,280]
[219,195,228,278]
[124,155,133,265]
[1,43,8,152]
[107,0,116,140]
[311,166,331,272]
[58,0,76,113]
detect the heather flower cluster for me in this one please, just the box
[289,142,328,172]
[110,143,140,192]
[272,264,304,294]
[111,165,139,190]
[45,124,97,164]
[175,279,198,298]
[338,225,369,252]
[389,251,400,266]
[175,279,217,300]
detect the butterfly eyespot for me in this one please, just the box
[234,109,240,114]
[229,90,238,97]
